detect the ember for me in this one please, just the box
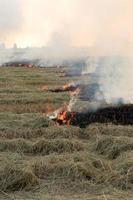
[4,61,36,68]
[42,82,79,93]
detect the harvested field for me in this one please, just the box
[0,66,132,200]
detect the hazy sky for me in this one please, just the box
[0,0,133,53]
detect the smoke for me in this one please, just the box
[76,55,133,113]
[0,0,23,46]
[81,57,97,75]
[0,0,133,108]
[97,57,133,104]
[0,0,133,61]
[0,0,132,51]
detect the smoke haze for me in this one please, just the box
[0,0,133,108]
[0,0,132,53]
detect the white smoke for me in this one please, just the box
[0,0,132,50]
[97,57,133,104]
[82,57,97,75]
[80,56,133,109]
[0,0,133,107]
[0,0,23,45]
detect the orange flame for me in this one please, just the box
[62,82,75,90]
[56,110,76,125]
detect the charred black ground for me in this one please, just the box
[59,104,133,128]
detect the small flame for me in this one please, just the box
[62,82,76,90]
[56,110,76,125]
[47,82,79,125]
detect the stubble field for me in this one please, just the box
[0,66,132,200]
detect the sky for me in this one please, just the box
[0,0,133,54]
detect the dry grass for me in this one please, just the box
[0,67,132,200]
[0,160,38,192]
[94,136,133,159]
[0,126,83,140]
[32,153,101,181]
[0,138,84,155]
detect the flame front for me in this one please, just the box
[56,110,76,125]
